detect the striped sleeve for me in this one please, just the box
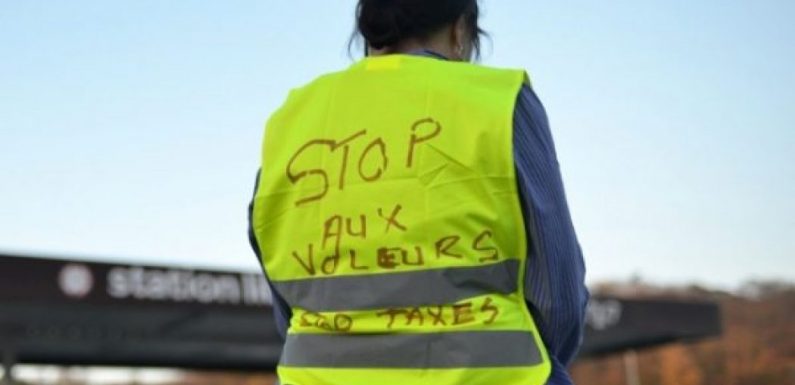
[513,85,589,384]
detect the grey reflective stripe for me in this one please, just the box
[272,259,520,312]
[280,331,543,368]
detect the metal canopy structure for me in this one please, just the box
[0,253,721,375]
[0,253,280,373]
[582,296,721,357]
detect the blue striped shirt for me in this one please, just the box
[513,79,589,385]
[248,51,588,385]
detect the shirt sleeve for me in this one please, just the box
[513,85,590,370]
[248,169,293,340]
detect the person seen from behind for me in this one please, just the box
[249,1,589,384]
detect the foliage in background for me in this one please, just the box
[572,280,794,385]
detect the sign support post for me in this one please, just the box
[623,349,641,385]
[1,347,16,384]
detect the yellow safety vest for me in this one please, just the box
[252,54,551,385]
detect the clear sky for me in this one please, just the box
[1,1,793,289]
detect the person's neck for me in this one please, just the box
[370,39,457,61]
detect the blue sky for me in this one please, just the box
[1,1,792,289]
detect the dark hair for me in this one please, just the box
[352,0,485,58]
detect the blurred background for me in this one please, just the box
[1,1,792,384]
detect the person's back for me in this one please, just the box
[249,1,588,384]
[253,54,550,385]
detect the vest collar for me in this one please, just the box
[407,49,450,61]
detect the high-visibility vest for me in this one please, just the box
[251,54,551,385]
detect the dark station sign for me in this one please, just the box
[0,253,721,370]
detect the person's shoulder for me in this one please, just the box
[286,67,348,99]
[471,61,526,77]
[265,66,350,127]
[445,61,530,92]
[516,82,545,113]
